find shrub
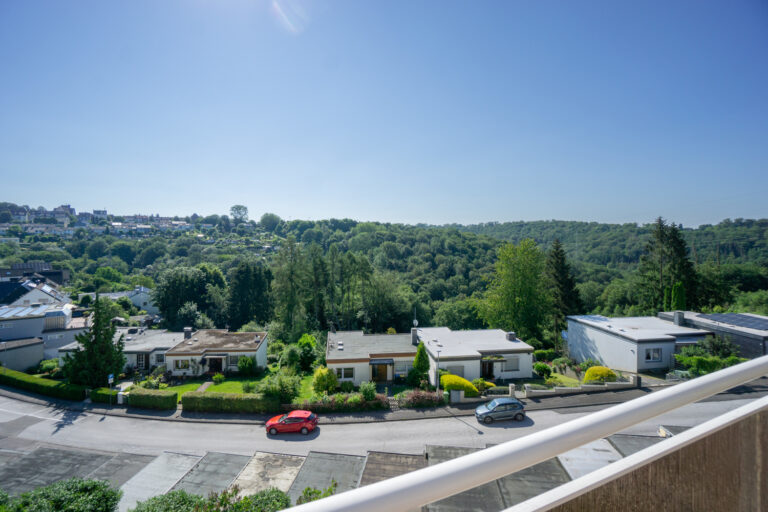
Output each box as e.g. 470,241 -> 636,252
406,368 -> 426,387
471,378 -> 495,393
150,365 -> 167,379
182,392 -> 279,413
297,333 -> 317,372
139,377 -> 162,390
258,373 -> 300,403
339,381 -> 355,393
280,344 -> 301,372
9,478 -> 120,512
486,386 -> 510,395
544,378 -> 559,388
439,374 -> 479,397
240,487 -> 291,511
359,381 -> 377,401
131,490 -> 205,511
551,357 -> 570,374
237,356 -> 256,376
128,388 -> 178,410
399,389 -> 445,408
242,381 -> 256,394
533,349 -> 557,362
0,367 -> 87,401
312,367 -> 338,395
579,358 -> 600,372
583,366 -> 617,383
533,362 -> 552,379
296,480 -> 337,505
674,354 -> 746,377
213,373 -> 225,385
289,392 -> 388,413
38,358 -> 59,374
90,387 -> 118,404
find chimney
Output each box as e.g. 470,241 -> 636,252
673,311 -> 684,326
506,331 -> 517,341
411,328 -> 420,346
183,327 -> 193,339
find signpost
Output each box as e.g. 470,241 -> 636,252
108,374 -> 114,406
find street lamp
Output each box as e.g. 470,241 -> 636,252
435,350 -> 441,396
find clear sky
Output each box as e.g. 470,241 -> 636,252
1,0 -> 766,227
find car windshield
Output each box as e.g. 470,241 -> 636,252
309,413 -> 316,420
487,399 -> 499,409
277,414 -> 288,422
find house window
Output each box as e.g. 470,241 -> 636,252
502,357 -> 520,372
446,365 -> 464,377
335,368 -> 354,379
137,355 -> 146,370
155,353 -> 165,363
228,355 -> 239,366
174,360 -> 190,370
645,348 -> 662,362
394,361 -> 413,376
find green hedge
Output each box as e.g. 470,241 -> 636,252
0,367 -> 86,401
440,374 -> 479,397
128,388 -> 178,410
583,366 -> 617,383
533,349 -> 558,362
182,392 -> 279,413
90,387 -> 118,404
289,392 -> 389,413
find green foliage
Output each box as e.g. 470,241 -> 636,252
578,358 -> 600,371
242,381 -> 256,393
729,289 -> 768,316
128,388 -> 178,410
296,480 -> 337,505
533,362 -> 552,379
674,354 -> 746,377
533,349 -> 557,362
671,281 -> 686,310
546,239 -> 583,336
0,367 -> 86,401
439,374 -> 479,397
551,357 -> 570,374
297,333 -> 317,372
339,380 -> 354,393
398,389 -> 445,408
237,488 -> 291,512
258,373 -> 301,403
237,356 -> 257,376
280,344 -> 301,372
37,358 -> 59,374
260,212 -> 282,232
432,296 -> 486,330
8,478 -> 120,512
312,366 -> 338,394
62,296 -> 126,388
292,392 -> 387,413
90,387 -> 118,404
212,373 -> 225,385
130,490 -> 205,511
413,342 -> 430,374
699,334 -> 737,358
182,392 -> 279,413
359,380 -> 377,401
583,366 -> 617,383
471,379 -> 495,393
226,259 -> 271,330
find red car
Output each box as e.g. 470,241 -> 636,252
266,410 -> 318,435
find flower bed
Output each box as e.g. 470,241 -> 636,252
397,389 -> 445,408
287,392 -> 389,413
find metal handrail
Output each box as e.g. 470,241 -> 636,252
291,355 -> 768,512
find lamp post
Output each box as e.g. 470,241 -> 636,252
436,350 -> 441,396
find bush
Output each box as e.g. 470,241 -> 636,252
139,377 -> 162,390
544,378 -> 559,388
0,367 -> 87,401
38,358 -> 59,374
406,368 -> 426,387
583,366 -> 617,383
9,478 -> 120,512
399,389 -> 445,408
240,487 -> 291,511
131,490 -> 205,511
258,373 -> 300,404
533,362 -> 552,379
213,373 -> 225,385
237,356 -> 256,376
90,387 -> 118,404
471,379 -> 495,393
182,392 -> 279,413
439,374 -> 479,397
674,354 -> 746,377
128,388 -> 178,410
289,392 -> 388,413
312,367 -> 338,395
579,358 -> 600,372
486,386 -> 510,395
533,349 -> 557,362
359,381 -> 377,401
242,381 -> 256,394
551,357 -> 570,374
339,381 -> 355,393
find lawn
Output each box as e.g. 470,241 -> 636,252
207,375 -> 261,393
297,375 -> 314,400
165,380 -> 205,402
550,372 -> 580,387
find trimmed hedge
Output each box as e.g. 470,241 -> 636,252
90,387 -> 118,404
0,367 -> 86,401
288,392 -> 389,413
399,390 -> 445,408
533,349 -> 558,362
128,388 -> 178,410
533,362 -> 552,379
583,366 -> 617,383
440,374 -> 479,397
182,391 -> 279,413
487,386 -> 511,395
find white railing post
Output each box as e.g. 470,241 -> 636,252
291,355 -> 768,512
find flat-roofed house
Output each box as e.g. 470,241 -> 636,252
165,328 -> 268,376
326,331 -> 418,386
657,311 -> 768,358
567,315 -> 712,373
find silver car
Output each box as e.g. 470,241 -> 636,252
475,397 -> 526,424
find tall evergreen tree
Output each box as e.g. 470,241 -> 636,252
271,236 -> 309,341
62,296 -> 126,388
546,239 -> 583,339
671,281 -> 686,310
227,259 -> 272,330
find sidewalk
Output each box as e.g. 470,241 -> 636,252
1,377 -> 766,426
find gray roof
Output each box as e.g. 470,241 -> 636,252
0,337 -> 43,350
0,304 -> 64,320
568,315 -> 711,342
326,331 -> 416,360
166,330 -> 266,356
658,311 -> 768,340
416,327 -> 534,359
60,328 -> 181,354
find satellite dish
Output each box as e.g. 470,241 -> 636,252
413,319 -> 418,327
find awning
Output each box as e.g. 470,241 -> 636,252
481,355 -> 505,361
369,358 -> 394,365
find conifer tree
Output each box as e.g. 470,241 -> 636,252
546,239 -> 583,338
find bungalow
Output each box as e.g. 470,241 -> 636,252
326,331 -> 417,386
413,327 -> 535,384
657,311 -> 768,359
566,315 -> 712,373
165,328 -> 268,377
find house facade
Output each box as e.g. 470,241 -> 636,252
657,311 -> 768,359
326,331 -> 417,386
165,329 -> 268,377
566,315 -> 712,373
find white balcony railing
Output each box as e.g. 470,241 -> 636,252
291,355 -> 768,512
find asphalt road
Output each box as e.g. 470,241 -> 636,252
0,394 -> 759,458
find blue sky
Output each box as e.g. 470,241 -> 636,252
1,0 -> 766,227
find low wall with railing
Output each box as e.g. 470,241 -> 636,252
524,375 -> 637,397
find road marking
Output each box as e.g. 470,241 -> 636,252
0,407 -> 88,422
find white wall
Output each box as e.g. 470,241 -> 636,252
636,343 -> 676,372
495,353 -> 533,380
10,289 -> 66,306
326,361 -> 370,386
131,291 -> 158,315
254,338 -> 268,368
427,355 -> 481,385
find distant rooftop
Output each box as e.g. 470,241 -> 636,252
0,337 -> 43,350
59,327 -> 181,354
657,311 -> 768,339
0,304 -> 68,320
568,315 -> 711,342
415,327 -> 534,359
326,331 -> 416,360
166,329 -> 266,356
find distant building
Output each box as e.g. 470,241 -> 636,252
657,311 -> 768,358
0,303 -> 88,360
165,328 -> 267,377
5,280 -> 70,307
326,331 -> 417,386
93,209 -> 108,220
0,263 -> 70,285
80,286 -> 157,315
0,338 -> 44,372
566,315 -> 712,373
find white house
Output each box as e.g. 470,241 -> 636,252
80,286 -> 158,315
657,311 -> 768,359
165,328 -> 268,377
326,331 -> 418,386
413,327 -> 535,385
566,315 -> 712,373
8,280 -> 70,307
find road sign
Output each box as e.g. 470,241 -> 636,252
108,374 -> 114,385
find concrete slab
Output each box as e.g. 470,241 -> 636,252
557,439 -> 622,480
288,451 -> 365,505
231,451 -> 305,496
425,446 -> 506,512
0,436 -> 39,454
359,451 -> 427,487
0,415 -> 44,436
496,458 -> 571,508
661,425 -> 691,436
0,446 -> 113,496
607,434 -> 665,457
172,452 -> 251,497
118,451 -> 202,512
88,452 -> 156,489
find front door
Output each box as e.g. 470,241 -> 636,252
371,364 -> 388,382
481,361 -> 495,380
209,357 -> 223,373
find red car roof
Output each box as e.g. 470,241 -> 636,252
288,410 -> 313,418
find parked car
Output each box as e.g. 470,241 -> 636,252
475,397 -> 525,424
266,410 -> 318,435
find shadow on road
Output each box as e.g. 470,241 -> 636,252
265,426 -> 321,441
50,406 -> 86,435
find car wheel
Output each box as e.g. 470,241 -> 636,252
514,413 -> 524,422
269,427 -> 278,435
483,416 -> 494,424
301,427 -> 309,435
